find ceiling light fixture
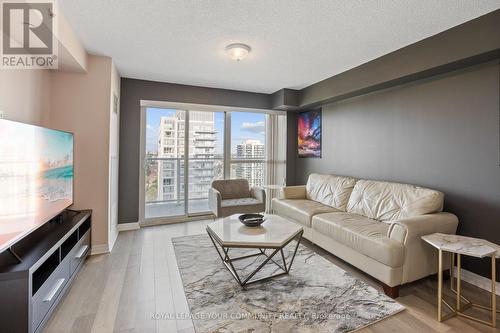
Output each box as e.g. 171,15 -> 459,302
225,43 -> 251,62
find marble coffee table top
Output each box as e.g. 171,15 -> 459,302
422,233 -> 500,258
207,214 -> 302,248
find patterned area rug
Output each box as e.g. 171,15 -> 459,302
172,234 -> 404,333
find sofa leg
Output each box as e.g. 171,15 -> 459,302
382,284 -> 400,299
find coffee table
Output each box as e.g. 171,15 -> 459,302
206,214 -> 303,287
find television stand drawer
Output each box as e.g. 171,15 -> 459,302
32,260 -> 69,331
69,230 -> 90,275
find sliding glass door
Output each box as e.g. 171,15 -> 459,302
142,106 -> 285,223
143,108 -> 224,219
144,108 -> 187,219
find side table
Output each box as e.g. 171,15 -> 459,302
422,233 -> 499,327
262,184 -> 284,213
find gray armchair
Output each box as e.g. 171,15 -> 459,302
208,179 -> 266,217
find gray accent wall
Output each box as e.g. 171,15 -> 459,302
118,79 -> 272,224
293,61 -> 500,279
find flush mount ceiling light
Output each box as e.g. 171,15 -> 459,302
225,43 -> 251,61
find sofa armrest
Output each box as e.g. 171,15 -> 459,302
208,187 -> 222,217
388,212 -> 459,244
250,186 -> 266,203
281,185 -> 306,199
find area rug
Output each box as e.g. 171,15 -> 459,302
172,234 -> 404,333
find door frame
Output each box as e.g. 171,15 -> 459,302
138,100 -> 285,226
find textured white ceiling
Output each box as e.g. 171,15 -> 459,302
59,0 -> 500,93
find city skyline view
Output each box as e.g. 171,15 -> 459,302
146,108 -> 265,156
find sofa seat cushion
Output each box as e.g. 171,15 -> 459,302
221,197 -> 261,207
312,212 -> 404,267
272,199 -> 339,227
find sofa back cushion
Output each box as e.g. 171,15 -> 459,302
306,173 -> 357,211
211,179 -> 250,199
346,179 -> 444,222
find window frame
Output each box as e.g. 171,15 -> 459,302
139,101 -> 286,225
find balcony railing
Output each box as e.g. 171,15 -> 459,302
145,157 -> 223,217
145,156 -> 267,218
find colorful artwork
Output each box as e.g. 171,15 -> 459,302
0,120 -> 73,252
298,110 -> 322,158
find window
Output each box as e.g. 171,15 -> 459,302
144,107 -> 285,220
230,112 -> 266,187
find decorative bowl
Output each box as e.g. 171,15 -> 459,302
238,213 -> 265,227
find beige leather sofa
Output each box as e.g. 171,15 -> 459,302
272,173 -> 458,297
209,179 -> 265,217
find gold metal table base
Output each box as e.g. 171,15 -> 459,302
437,249 -> 498,327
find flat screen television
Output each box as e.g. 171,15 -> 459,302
0,119 -> 73,253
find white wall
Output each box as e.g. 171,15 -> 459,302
49,55 -> 119,253
0,70 -> 51,125
0,2 -> 86,126
0,6 -> 119,254
108,61 -> 121,250
55,3 -> 88,72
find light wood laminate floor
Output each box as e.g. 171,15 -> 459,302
44,220 -> 500,333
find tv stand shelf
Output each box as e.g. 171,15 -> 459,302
0,209 -> 92,333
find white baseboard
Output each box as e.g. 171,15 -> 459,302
456,268 -> 500,296
108,226 -> 119,252
90,244 -> 110,255
117,222 -> 140,232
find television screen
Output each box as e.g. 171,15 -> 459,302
0,119 -> 73,253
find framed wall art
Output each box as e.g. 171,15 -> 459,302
297,109 -> 321,158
